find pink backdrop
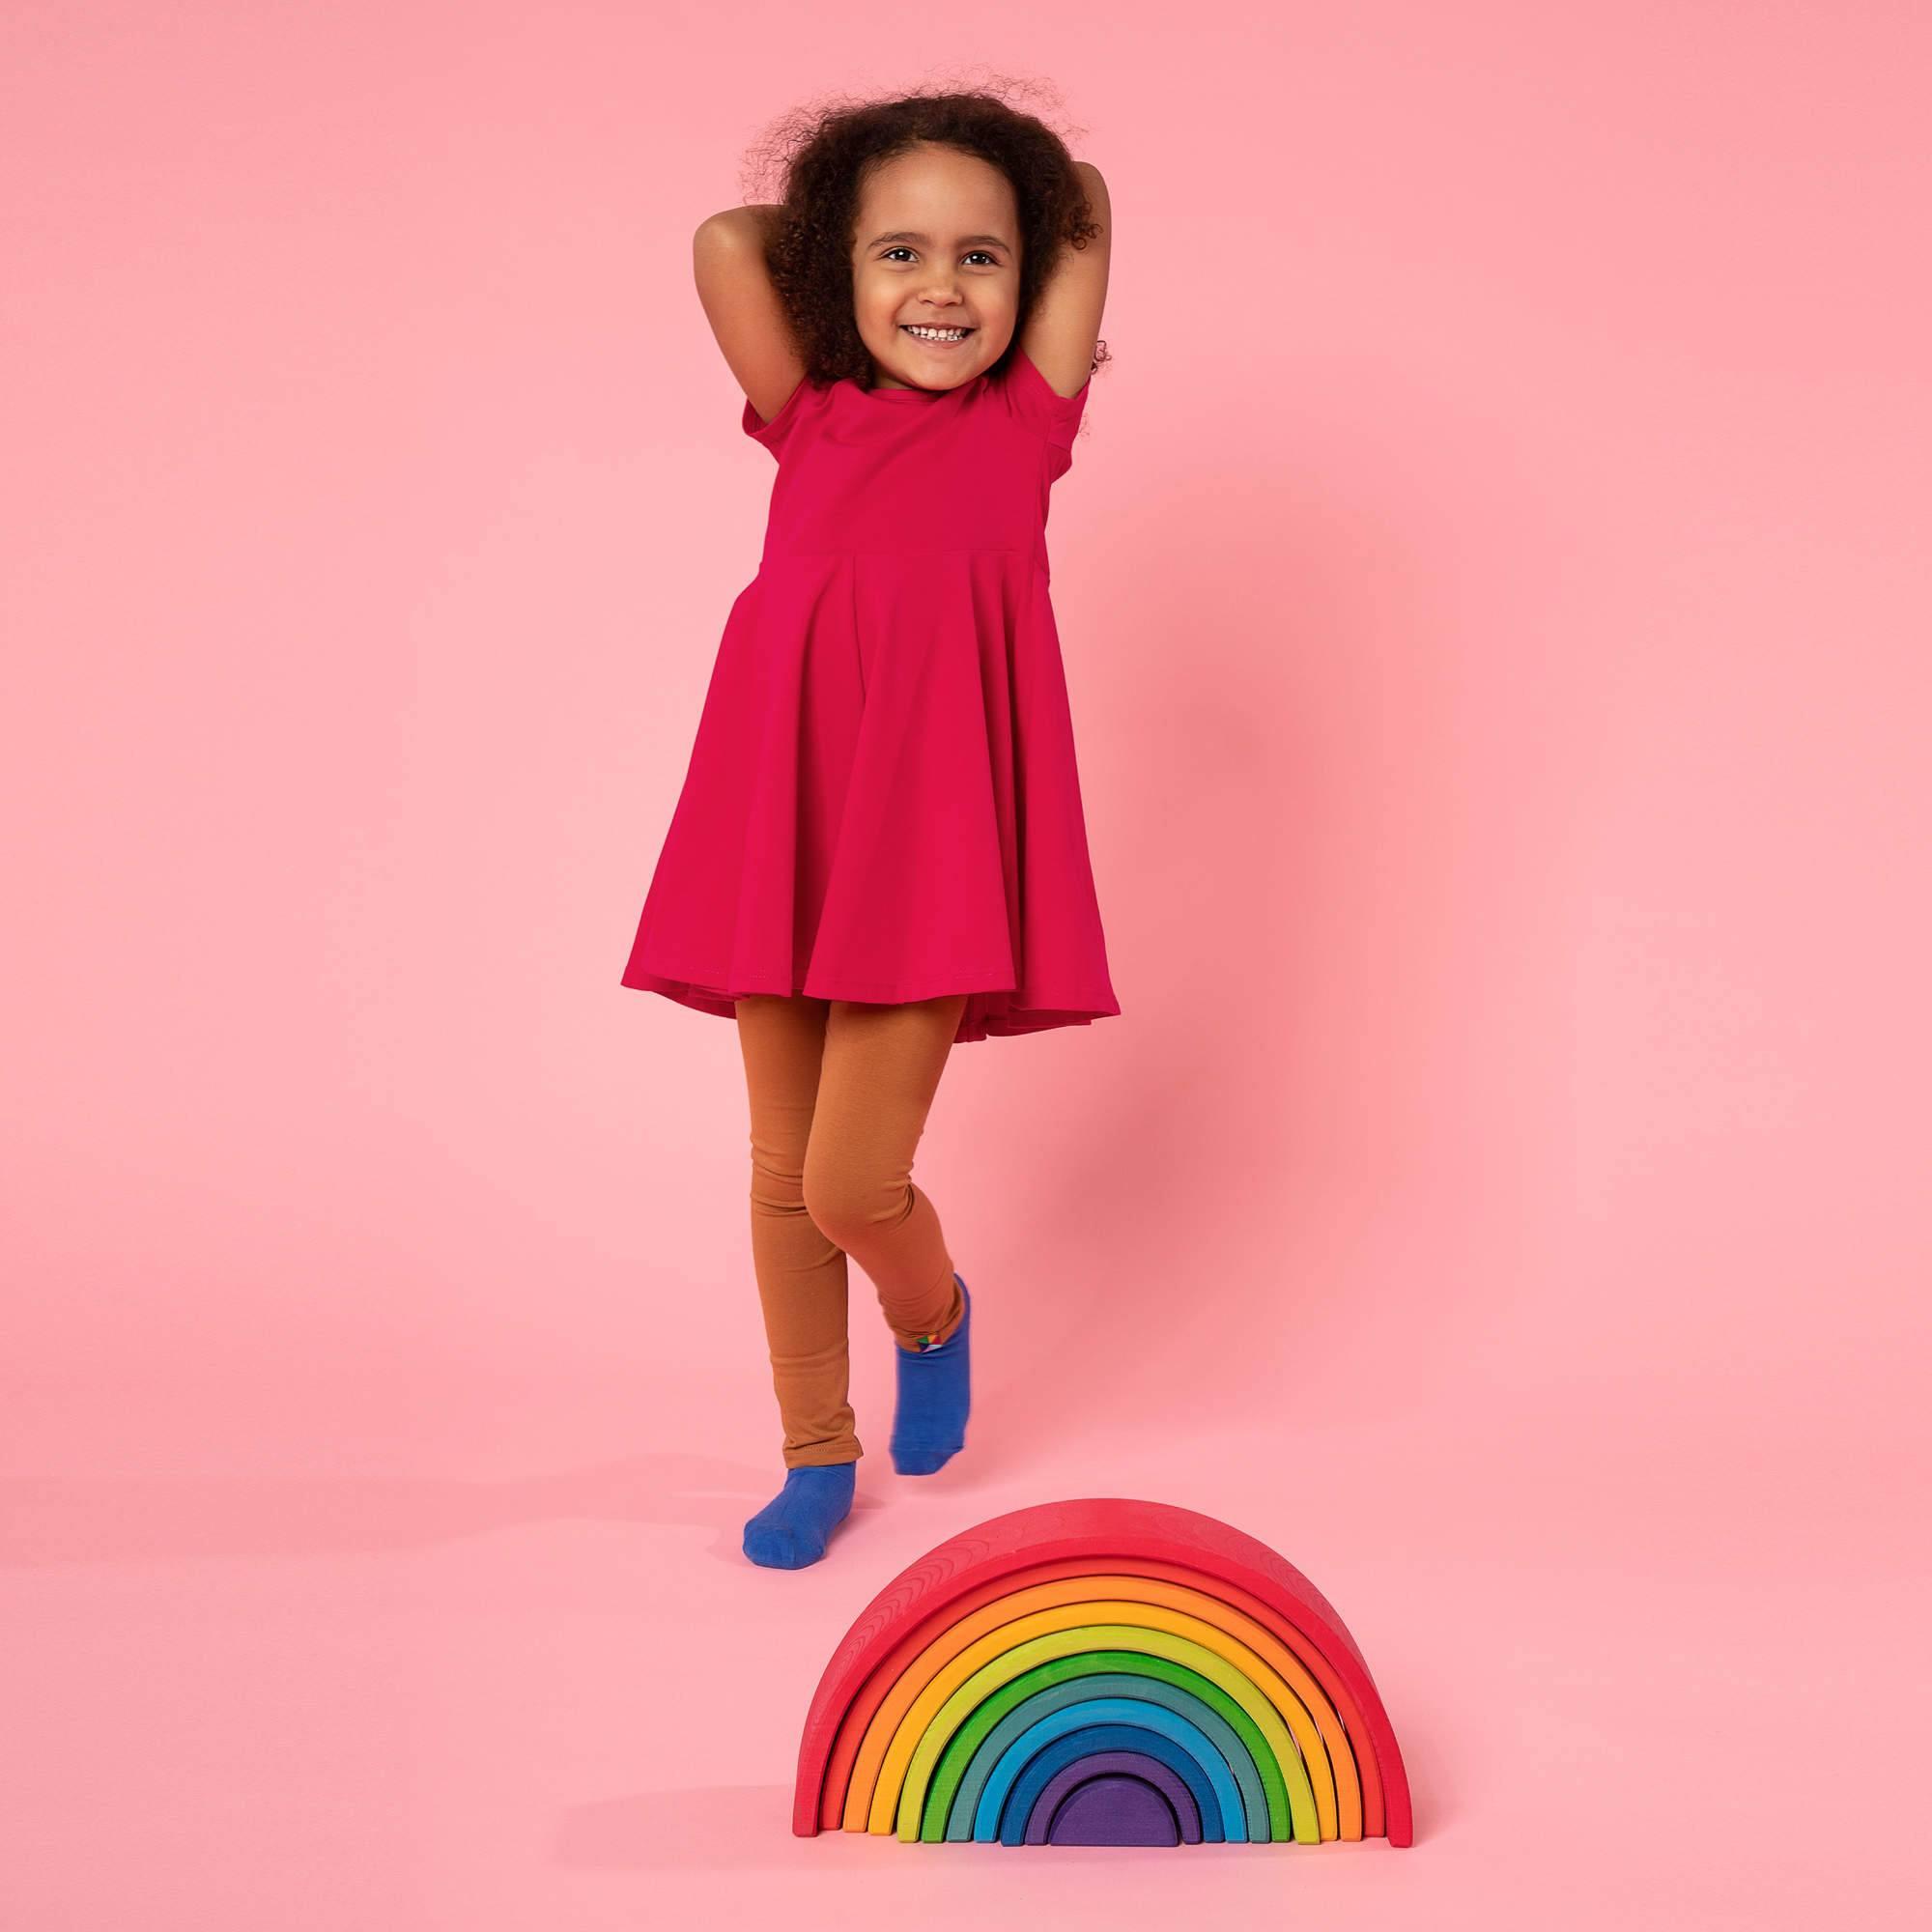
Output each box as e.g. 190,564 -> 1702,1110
6,4 -> 1928,1926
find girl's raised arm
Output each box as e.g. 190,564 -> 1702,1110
1017,161 -> 1111,400
692,205 -> 808,427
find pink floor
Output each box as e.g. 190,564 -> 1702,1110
9,5 -> 1930,1922
6,1211 -> 1925,1928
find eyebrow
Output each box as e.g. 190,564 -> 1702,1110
866,229 -> 1011,250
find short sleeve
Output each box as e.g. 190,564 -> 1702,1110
741,377 -> 815,461
1001,346 -> 1093,476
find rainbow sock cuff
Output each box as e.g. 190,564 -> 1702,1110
911,1273 -> 967,1351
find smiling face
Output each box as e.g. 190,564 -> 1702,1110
849,142 -> 1022,391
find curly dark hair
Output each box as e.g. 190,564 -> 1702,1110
742,75 -> 1112,396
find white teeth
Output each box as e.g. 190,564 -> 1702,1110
903,326 -> 970,340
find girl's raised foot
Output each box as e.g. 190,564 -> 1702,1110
891,1275 -> 972,1476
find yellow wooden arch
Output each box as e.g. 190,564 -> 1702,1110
895,1622 -> 1312,1842
845,1577 -> 1356,1840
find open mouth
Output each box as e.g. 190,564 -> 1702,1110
900,325 -> 976,348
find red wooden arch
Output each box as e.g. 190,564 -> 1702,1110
792,1496 -> 1413,1846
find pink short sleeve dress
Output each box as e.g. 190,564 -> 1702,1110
619,346 -> 1121,1045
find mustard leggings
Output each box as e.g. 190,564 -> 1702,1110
734,990 -> 971,1468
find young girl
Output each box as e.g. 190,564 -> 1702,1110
620,92 -> 1119,1568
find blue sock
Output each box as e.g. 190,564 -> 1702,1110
742,1462 -> 856,1569
891,1274 -> 972,1476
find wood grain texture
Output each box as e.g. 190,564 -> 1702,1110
791,1497 -> 1413,1846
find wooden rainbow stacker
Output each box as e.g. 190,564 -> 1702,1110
792,1496 -> 1413,1849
